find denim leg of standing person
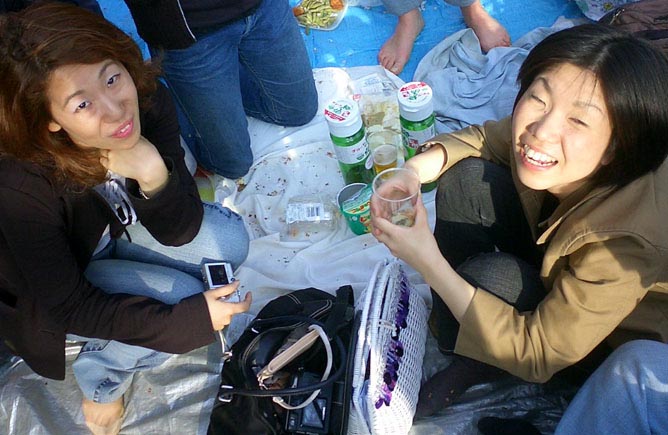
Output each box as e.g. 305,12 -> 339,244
555,340 -> 668,435
382,0 -> 474,15
156,0 -> 318,179
72,202 -> 249,403
429,157 -> 545,352
382,0 -> 422,16
443,0 -> 476,7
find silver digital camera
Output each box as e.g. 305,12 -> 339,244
201,262 -> 239,301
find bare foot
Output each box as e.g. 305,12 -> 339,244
461,0 -> 510,52
378,9 -> 424,75
82,397 -> 124,435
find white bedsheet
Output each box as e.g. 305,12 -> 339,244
222,66 -> 435,315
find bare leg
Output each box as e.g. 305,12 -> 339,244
461,0 -> 510,52
82,397 -> 124,435
378,8 -> 424,75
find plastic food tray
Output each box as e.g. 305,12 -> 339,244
293,0 -> 348,31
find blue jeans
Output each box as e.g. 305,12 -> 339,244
156,0 -> 318,179
71,202 -> 249,403
556,340 -> 668,435
383,0 -> 475,17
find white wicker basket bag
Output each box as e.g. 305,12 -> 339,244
348,258 -> 429,434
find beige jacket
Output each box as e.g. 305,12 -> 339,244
426,117 -> 668,382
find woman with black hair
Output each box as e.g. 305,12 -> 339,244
371,23 -> 668,416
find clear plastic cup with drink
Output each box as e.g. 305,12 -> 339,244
371,167 -> 420,227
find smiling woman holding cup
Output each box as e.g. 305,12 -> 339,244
370,24 -> 668,419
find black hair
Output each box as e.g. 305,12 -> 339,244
515,23 -> 668,188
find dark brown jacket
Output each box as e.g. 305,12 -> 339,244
0,84 -> 212,380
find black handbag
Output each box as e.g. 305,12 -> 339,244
207,286 -> 358,435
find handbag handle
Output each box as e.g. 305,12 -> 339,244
270,324 -> 332,410
218,327 -> 347,401
257,327 -> 322,382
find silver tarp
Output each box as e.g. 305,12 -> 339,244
1,329 -> 574,434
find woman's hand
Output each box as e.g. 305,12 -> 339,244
371,193 -> 441,274
203,280 -> 253,331
99,136 -> 169,196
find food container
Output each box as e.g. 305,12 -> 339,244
293,0 -> 348,31
337,183 -> 372,235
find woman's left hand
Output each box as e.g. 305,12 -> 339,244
371,194 -> 441,273
99,136 -> 169,196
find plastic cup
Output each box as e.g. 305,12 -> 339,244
372,144 -> 398,175
367,130 -> 402,150
371,167 -> 420,227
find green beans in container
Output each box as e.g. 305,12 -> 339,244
292,0 -> 347,31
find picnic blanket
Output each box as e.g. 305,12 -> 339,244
0,1 -> 592,433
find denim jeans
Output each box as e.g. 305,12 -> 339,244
383,0 -> 475,17
555,340 -> 668,435
70,202 -> 249,403
429,158 -> 546,352
156,0 -> 318,179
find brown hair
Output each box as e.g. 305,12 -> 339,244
0,1 -> 160,187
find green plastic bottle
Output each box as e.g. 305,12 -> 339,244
398,82 -> 437,192
324,99 -> 373,185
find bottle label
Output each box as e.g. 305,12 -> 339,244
402,123 -> 436,151
333,137 -> 370,164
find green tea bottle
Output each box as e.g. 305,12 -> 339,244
398,81 -> 437,192
324,99 -> 373,185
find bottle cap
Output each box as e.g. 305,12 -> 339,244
397,82 -> 434,122
324,99 -> 364,138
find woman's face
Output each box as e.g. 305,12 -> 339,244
512,63 -> 612,199
46,60 -> 140,150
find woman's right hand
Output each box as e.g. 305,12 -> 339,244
99,136 -> 170,196
203,281 -> 252,331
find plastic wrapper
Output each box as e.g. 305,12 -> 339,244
351,72 -> 403,151
293,0 -> 347,31
284,194 -> 339,241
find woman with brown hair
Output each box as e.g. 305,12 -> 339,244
0,3 -> 251,433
